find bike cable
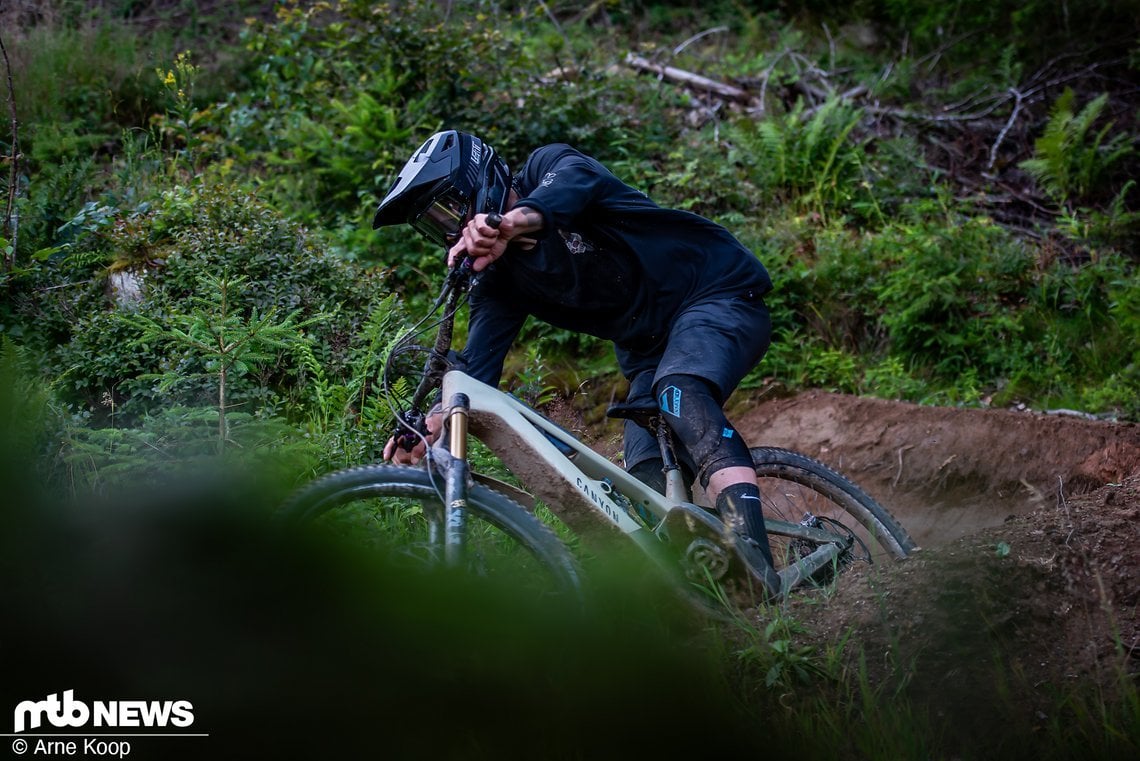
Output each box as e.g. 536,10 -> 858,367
380,256 -> 476,503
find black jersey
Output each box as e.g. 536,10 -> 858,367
459,144 -> 772,385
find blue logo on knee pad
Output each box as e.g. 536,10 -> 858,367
722,427 -> 735,439
659,385 -> 682,417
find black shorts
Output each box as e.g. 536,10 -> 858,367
616,291 -> 771,469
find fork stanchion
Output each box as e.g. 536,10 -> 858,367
444,393 -> 471,565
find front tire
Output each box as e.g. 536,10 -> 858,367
279,464 -> 581,595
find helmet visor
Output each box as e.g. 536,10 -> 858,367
411,188 -> 470,247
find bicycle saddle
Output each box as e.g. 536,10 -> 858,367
605,401 -> 659,429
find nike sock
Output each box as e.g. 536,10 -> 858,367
716,482 -> 775,567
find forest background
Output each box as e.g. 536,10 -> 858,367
1,1 -> 1138,757
1,0 -> 1137,491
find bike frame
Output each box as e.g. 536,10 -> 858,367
433,370 -> 845,586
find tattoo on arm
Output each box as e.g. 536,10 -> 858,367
510,207 -> 544,236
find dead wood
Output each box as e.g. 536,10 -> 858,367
624,53 -> 756,106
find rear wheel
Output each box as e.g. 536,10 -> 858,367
279,464 -> 581,596
752,447 -> 916,585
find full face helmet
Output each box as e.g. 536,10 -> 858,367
372,130 -> 511,246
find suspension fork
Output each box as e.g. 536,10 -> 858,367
443,392 -> 471,565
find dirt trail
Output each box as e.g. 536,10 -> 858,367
730,390 -> 1140,549
721,391 -> 1140,752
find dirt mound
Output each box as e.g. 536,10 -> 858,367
728,391 -> 1140,752
731,390 -> 1140,548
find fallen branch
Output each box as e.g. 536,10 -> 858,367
672,26 -> 729,58
988,87 -> 1024,170
624,53 -> 756,105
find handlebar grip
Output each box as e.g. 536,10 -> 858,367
451,212 -> 502,276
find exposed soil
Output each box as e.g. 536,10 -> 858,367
728,390 -> 1140,747
555,388 -> 1140,749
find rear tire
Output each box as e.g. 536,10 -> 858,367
752,447 -> 915,581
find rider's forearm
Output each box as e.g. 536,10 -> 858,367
502,206 -> 544,240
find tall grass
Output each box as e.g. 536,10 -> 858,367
5,20 -> 166,142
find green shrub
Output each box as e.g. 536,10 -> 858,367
1019,252 -> 1140,415
1,14 -> 172,262
740,203 -> 1138,412
12,185 -> 385,423
873,217 -> 1037,380
3,19 -> 166,136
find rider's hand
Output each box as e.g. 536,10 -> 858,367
447,210 -> 540,271
382,407 -> 444,465
448,213 -> 508,271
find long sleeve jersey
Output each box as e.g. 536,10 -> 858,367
458,144 -> 772,385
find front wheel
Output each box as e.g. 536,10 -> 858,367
752,447 -> 916,585
279,464 -> 581,596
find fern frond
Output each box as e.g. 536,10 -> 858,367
1020,88 -> 1134,205
756,120 -> 788,186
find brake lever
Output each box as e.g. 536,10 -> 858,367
394,408 -> 427,452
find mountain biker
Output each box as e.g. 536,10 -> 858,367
373,130 -> 777,572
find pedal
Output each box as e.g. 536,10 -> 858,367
657,503 -> 782,599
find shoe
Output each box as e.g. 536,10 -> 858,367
732,533 -> 782,600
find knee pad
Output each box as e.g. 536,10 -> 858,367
654,374 -> 752,487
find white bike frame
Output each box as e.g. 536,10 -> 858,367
434,370 -> 843,589
439,370 -> 665,542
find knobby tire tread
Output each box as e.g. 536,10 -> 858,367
751,446 -> 916,559
280,463 -> 581,591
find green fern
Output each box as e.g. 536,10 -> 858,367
291,335 -> 336,429
1020,89 -> 1135,206
756,120 -> 787,186
732,96 -> 865,219
289,293 -> 403,435
350,294 -> 404,431
806,100 -> 863,217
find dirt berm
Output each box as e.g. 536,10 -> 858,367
727,390 -> 1140,753
731,390 -> 1140,548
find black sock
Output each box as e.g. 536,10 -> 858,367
716,482 -> 775,567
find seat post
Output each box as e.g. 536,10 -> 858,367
605,400 -> 690,502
